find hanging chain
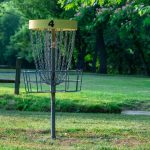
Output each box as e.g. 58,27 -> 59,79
30,29 -> 76,85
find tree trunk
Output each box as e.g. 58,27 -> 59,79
134,40 -> 150,76
77,50 -> 85,70
76,30 -> 86,70
92,39 -> 98,72
96,28 -> 107,74
131,27 -> 150,76
118,56 -> 123,74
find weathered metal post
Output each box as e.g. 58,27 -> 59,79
51,29 -> 56,139
15,57 -> 22,95
28,19 -> 78,140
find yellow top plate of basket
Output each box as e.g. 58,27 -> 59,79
29,19 -> 77,31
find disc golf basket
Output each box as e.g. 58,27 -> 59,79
23,70 -> 82,93
23,19 -> 82,139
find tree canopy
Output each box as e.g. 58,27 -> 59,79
0,0 -> 150,75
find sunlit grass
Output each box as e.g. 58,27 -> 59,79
0,73 -> 150,112
0,110 -> 150,150
0,72 -> 150,149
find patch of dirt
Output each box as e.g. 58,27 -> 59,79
0,128 -> 50,135
122,110 -> 150,116
114,137 -> 143,147
57,138 -> 81,146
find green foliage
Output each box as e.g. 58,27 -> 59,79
0,0 -> 65,66
6,24 -> 32,63
58,0 -> 123,9
0,0 -> 150,75
13,0 -> 63,19
58,0 -> 150,75
143,17 -> 150,26
84,54 -> 93,62
0,2 -> 20,64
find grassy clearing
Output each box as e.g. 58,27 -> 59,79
0,110 -> 150,150
0,72 -> 150,113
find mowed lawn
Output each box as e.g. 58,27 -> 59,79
0,72 -> 150,112
0,72 -> 150,149
0,110 -> 150,150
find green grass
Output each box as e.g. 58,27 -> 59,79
0,72 -> 150,113
0,72 -> 150,149
0,110 -> 150,150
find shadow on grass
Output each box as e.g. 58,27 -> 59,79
0,109 -> 150,122
0,93 -> 121,113
0,93 -> 149,113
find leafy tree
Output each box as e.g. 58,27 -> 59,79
13,0 -> 63,19
0,1 -> 20,64
5,24 -> 32,65
108,1 -> 150,75
58,0 -> 150,75
1,0 -> 149,75
58,0 -> 123,73
2,0 -> 64,66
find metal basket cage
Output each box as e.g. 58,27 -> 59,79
23,70 -> 83,93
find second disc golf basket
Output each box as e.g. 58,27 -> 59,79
23,19 -> 82,139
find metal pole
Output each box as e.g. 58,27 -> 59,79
15,57 -> 22,95
51,29 -> 56,139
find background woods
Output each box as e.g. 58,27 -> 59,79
0,0 -> 150,75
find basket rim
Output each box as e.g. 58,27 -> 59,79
29,19 -> 77,31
